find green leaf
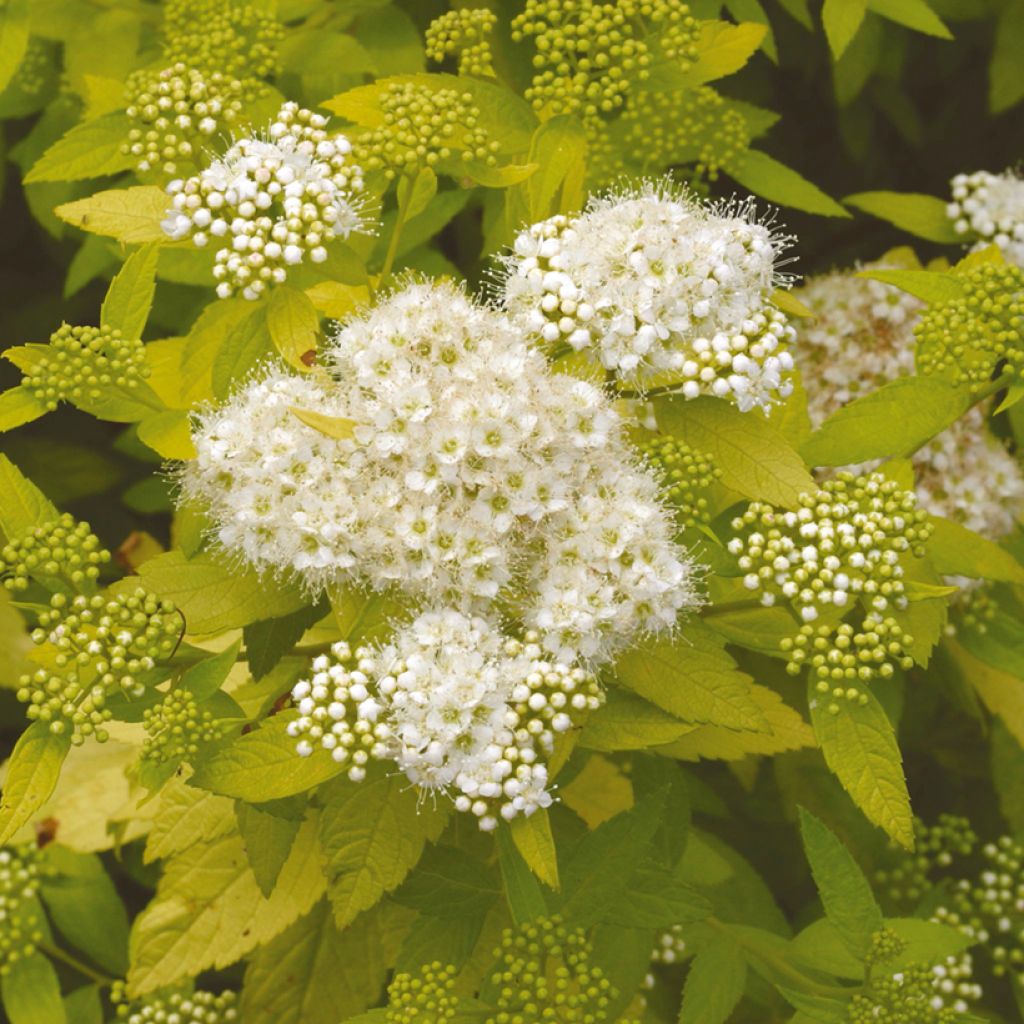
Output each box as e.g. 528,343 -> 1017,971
724,150 -> 849,217
1,954 -> 67,1024
857,267 -> 964,304
866,0 -> 951,38
0,722 -> 71,845
63,986 -> 101,1024
843,192 -> 961,243
798,807 -> 883,958
990,0 -> 1024,113
267,285 -> 321,372
137,410 -> 196,461
393,845 -> 500,918
127,818 -> 325,994
800,376 -> 970,467
655,395 -> 816,509
25,113 -> 134,183
603,868 -> 711,928
0,0 -> 30,96
243,602 -> 326,681
674,20 -> 769,86
396,166 -> 438,220
510,809 -> 560,891
100,243 -> 159,340
822,0 -> 866,59
143,779 -> 236,864
38,848 -> 129,975
241,900 -> 411,1024
237,801 -> 303,898
678,935 -> 747,1024
289,406 -> 358,440
613,623 -> 768,732
0,454 -> 59,536
809,682 -> 913,848
318,769 -> 449,928
191,714 -> 344,801
0,387 -> 47,432
928,516 -> 1024,583
580,689 -> 698,751
560,790 -> 666,927
497,824 -> 550,925
516,116 -> 587,224
137,549 -> 306,635
54,186 -> 169,244
179,641 -> 241,701
212,306 -> 275,400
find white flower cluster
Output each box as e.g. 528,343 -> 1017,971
162,102 -> 364,299
794,265 -> 1024,562
286,612 -> 603,830
499,184 -> 796,411
948,169 -> 1024,266
184,281 -> 698,664
928,954 -> 982,1015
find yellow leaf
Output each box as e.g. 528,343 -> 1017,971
560,755 -> 634,828
305,282 -> 369,320
771,289 -> 815,318
948,640 -> 1024,746
510,808 -> 560,890
55,186 -> 169,244
684,21 -> 768,85
267,286 -> 320,372
138,410 -> 196,460
83,73 -> 126,119
289,406 -> 358,440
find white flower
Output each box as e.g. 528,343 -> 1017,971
163,102 -> 365,299
499,182 -> 796,409
184,280 -> 701,664
948,169 -> 1024,266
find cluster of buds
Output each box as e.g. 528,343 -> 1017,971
142,688 -> 226,766
123,63 -> 246,176
23,323 -> 149,412
487,916 -> 619,1023
354,81 -> 499,180
728,473 -> 932,623
17,587 -> 181,744
13,38 -> 51,97
915,262 -> 1024,392
636,434 -> 721,528
1,514 -> 109,592
111,982 -> 239,1024
510,0 -> 698,125
386,962 -> 459,1024
0,847 -> 42,976
784,613 -> 915,709
947,170 -> 1024,266
163,102 -> 365,299
163,0 -> 282,81
425,8 -> 497,76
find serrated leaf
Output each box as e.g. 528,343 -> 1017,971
1,954 -> 66,1024
0,723 -> 71,846
25,112 -> 134,183
100,243 -> 159,340
289,406 -> 358,439
0,0 -> 30,96
677,20 -> 768,85
54,186 -> 168,244
241,900 -> 411,1024
509,809 -> 560,891
809,683 -> 913,848
928,516 -> 1024,583
267,286 -> 320,372
724,150 -> 849,217
948,639 -> 1024,747
497,824 -> 549,925
603,868 -> 711,928
866,0 -> 951,37
798,807 -> 883,958
0,387 -> 47,432
137,549 -> 306,635
844,191 -> 961,243
822,0 -> 866,59
127,817 -> 325,994
800,376 -> 970,467
318,769 -> 449,928
190,714 -> 344,801
393,845 -> 500,918
678,934 -> 747,1024
560,755 -> 634,829
137,410 -> 195,461
212,305 -> 274,399
581,689 -> 698,751
772,289 -> 815,318
243,602 -> 326,681
179,641 -> 241,701
144,779 -> 236,864
0,453 -> 59,536
655,396 -> 815,509
237,801 -> 302,898
858,266 -> 964,303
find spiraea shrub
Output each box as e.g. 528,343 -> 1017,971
0,1 -> 1023,1023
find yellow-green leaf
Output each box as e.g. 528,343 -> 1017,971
289,406 -> 357,440
0,723 -> 72,846
267,286 -> 321,372
844,192 -> 961,243
509,809 -> 560,891
25,112 -> 134,183
724,150 -> 849,218
137,410 -> 196,461
928,516 -> 1024,584
823,0 -> 867,59
55,186 -> 169,244
0,387 -> 47,432
101,243 -> 159,340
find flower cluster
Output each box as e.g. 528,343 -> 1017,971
353,81 -> 498,180
142,687 -> 226,765
425,8 -> 497,77
848,963 -> 973,1022
163,102 -> 365,299
13,38 -> 50,97
123,63 -> 245,177
185,281 -> 698,665
1,514 -> 109,592
948,169 -> 1024,266
288,612 -> 603,829
486,916 -> 620,1023
23,323 -> 150,412
875,815 -> 977,909
0,847 -> 42,975
111,982 -> 239,1024
650,924 -> 687,966
915,262 -> 1024,391
386,962 -> 459,1023
728,472 -> 931,622
500,184 -> 796,407
163,0 -> 282,81
17,587 -> 181,744
510,0 -> 698,125
636,434 -> 721,527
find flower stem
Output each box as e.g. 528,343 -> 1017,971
379,171 -> 417,287
38,941 -> 115,986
